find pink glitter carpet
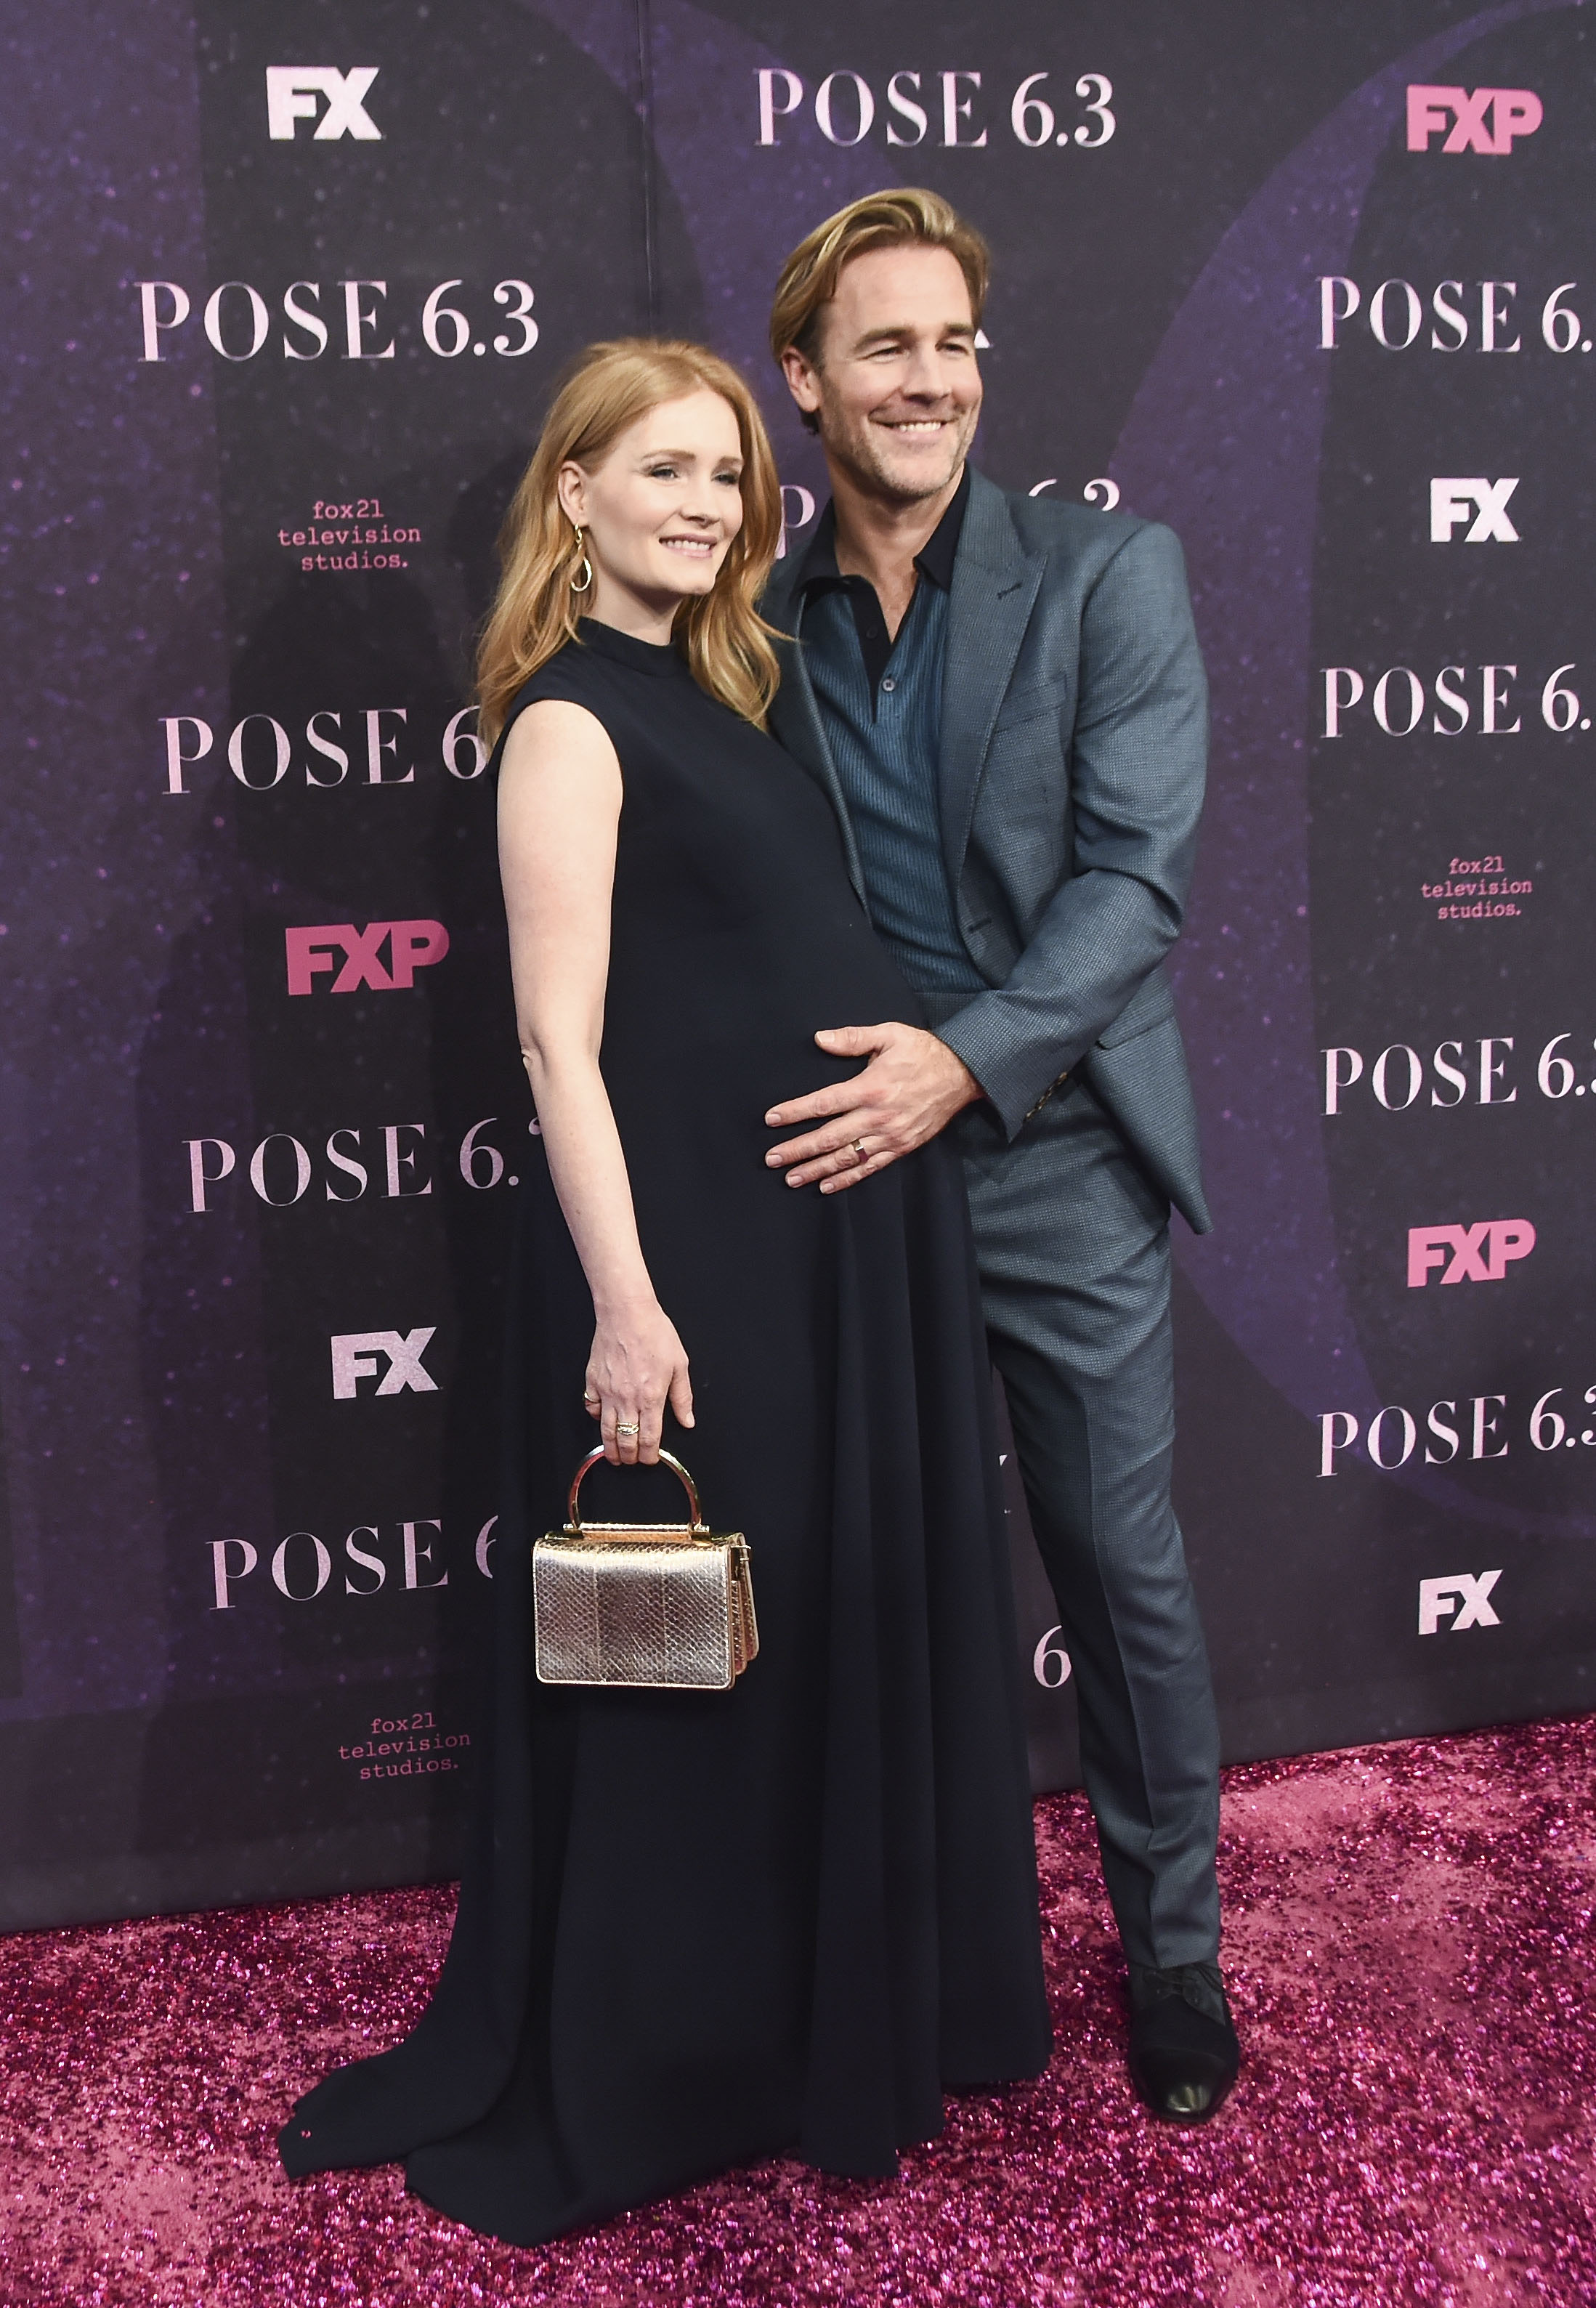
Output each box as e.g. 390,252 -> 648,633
3,1717 -> 1593,2307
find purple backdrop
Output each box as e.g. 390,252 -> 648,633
3,0 -> 1592,1927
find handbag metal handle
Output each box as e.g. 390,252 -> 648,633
567,1445 -> 706,1533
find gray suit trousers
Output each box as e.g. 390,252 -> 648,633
941,1056 -> 1221,1972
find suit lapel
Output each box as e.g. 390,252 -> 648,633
937,470 -> 1045,886
762,559 -> 869,908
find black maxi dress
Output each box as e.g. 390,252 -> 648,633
279,618 -> 1051,2244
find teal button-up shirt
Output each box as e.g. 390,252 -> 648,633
793,471 -> 983,997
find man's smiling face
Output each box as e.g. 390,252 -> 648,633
782,243 -> 983,505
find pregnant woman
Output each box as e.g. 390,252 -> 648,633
279,339 -> 1050,2245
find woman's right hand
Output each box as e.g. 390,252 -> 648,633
584,1300 -> 694,1465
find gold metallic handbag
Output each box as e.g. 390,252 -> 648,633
532,1446 -> 758,1690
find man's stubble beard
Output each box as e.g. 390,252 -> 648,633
814,379 -> 981,509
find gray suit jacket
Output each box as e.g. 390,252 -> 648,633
761,466 -> 1212,1235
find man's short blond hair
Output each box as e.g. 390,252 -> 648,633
768,187 -> 991,368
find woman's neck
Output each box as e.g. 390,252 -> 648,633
583,572 -> 679,646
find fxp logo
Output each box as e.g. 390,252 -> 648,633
1407,1220 -> 1536,1287
1406,85 -> 1542,153
265,68 -> 381,142
285,921 -> 448,995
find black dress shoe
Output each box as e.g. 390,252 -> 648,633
1126,1962 -> 1239,2124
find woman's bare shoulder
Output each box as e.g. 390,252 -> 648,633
500,695 -> 620,785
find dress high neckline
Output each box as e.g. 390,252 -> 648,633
577,617 -> 686,678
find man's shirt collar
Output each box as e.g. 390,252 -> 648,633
793,463 -> 971,597
912,461 -> 970,591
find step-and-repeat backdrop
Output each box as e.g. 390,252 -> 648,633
4,0 -> 1592,1927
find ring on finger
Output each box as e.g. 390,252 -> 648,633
615,1420 -> 639,1436
850,1138 -> 867,1162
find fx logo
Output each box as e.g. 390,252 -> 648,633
1406,85 -> 1542,153
1430,478 -> 1520,543
285,920 -> 448,995
1417,1571 -> 1502,1635
331,1329 -> 437,1400
265,67 -> 382,142
1407,1220 -> 1535,1287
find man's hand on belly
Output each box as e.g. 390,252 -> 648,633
764,1023 -> 983,1193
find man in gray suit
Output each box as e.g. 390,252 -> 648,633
760,189 -> 1238,2123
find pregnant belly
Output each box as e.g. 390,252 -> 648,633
599,915 -> 926,1174
605,1019 -> 865,1142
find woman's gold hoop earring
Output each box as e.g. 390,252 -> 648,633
569,523 -> 594,595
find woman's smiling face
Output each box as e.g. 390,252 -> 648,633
559,389 -> 746,619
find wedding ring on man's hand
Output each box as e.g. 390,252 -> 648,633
615,1421 -> 639,1436
851,1140 -> 867,1159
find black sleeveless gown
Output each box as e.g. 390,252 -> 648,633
279,618 -> 1050,2244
